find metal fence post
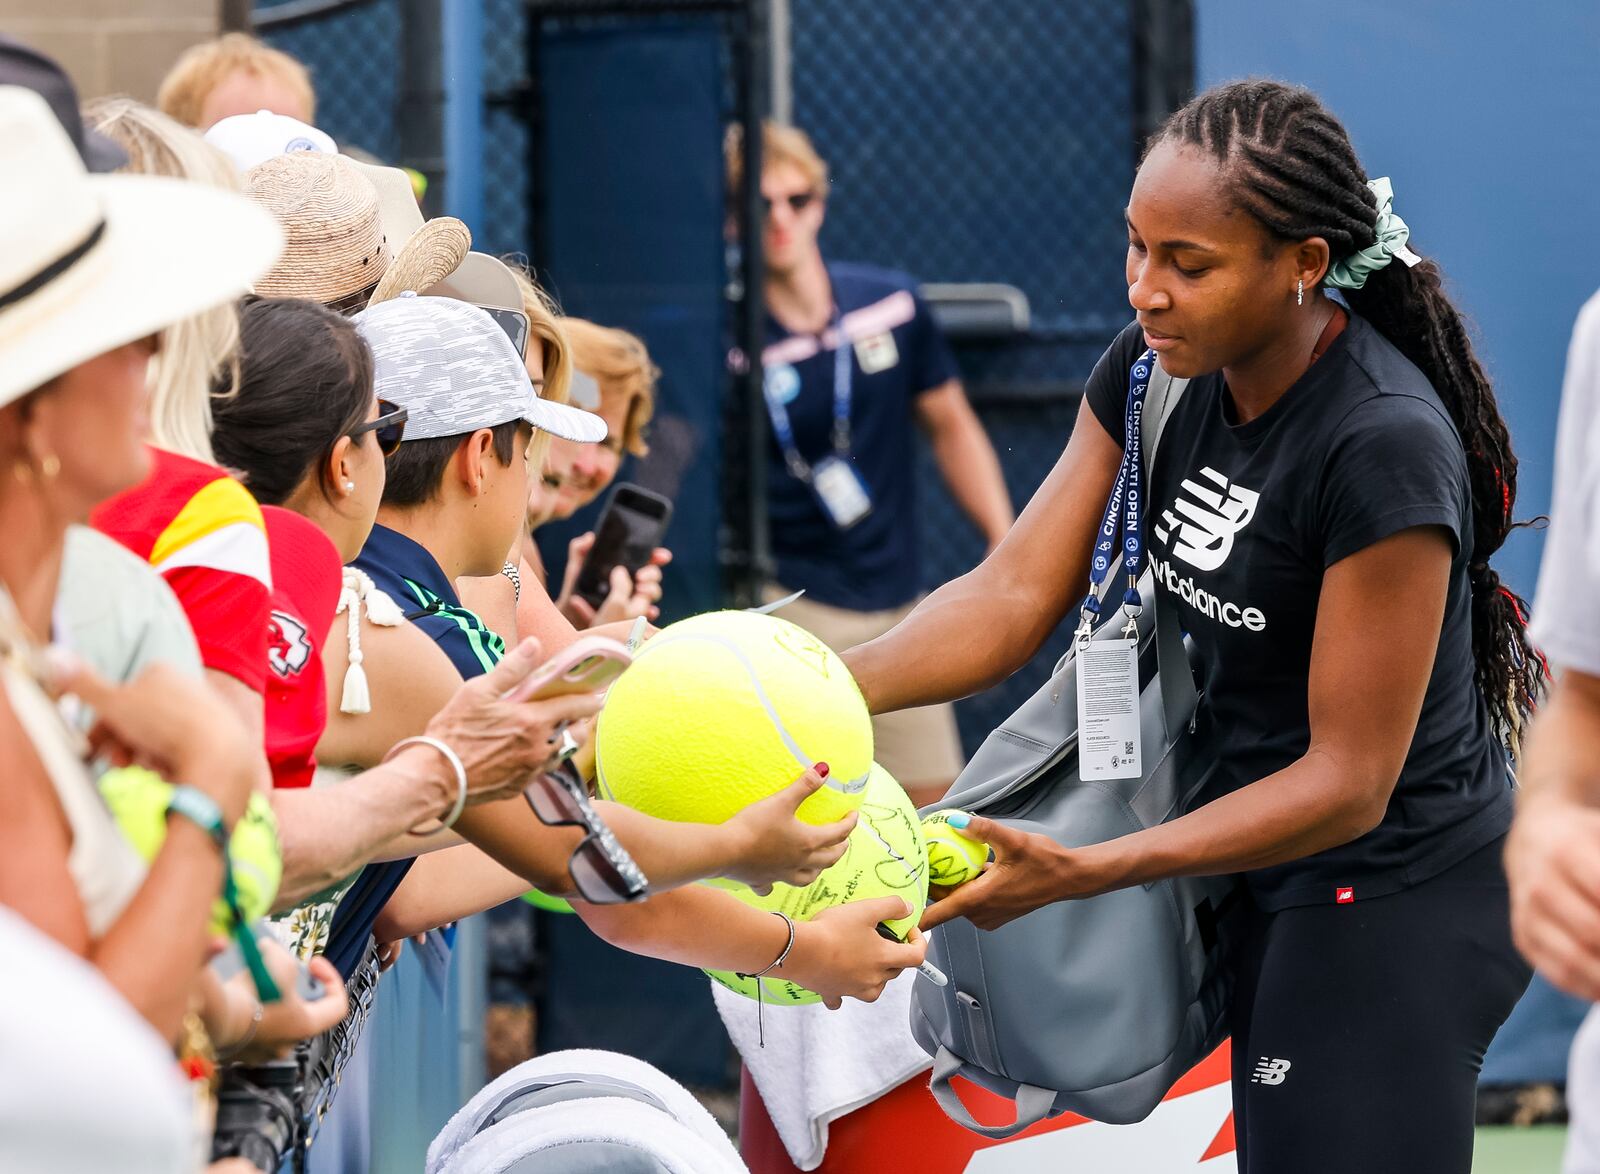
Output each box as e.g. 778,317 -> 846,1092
441,0 -> 486,234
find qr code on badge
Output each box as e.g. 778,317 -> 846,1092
1123,741 -> 1135,756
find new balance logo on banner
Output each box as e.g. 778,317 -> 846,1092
1156,467 -> 1260,573
1251,1057 -> 1292,1086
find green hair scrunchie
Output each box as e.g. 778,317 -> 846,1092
1323,177 -> 1422,291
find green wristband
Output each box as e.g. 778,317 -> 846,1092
167,785 -> 282,1004
166,784 -> 226,851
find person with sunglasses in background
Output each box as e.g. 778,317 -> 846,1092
727,122 -> 1014,811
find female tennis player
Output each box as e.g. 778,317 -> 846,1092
845,80 -> 1539,1172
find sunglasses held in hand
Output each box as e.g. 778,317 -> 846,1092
525,762 -> 649,904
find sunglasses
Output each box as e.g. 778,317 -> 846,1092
481,305 -> 530,360
762,191 -> 818,216
348,399 -> 408,456
525,762 -> 649,905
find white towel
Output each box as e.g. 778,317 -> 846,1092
713,972 -> 931,1170
435,1096 -> 748,1174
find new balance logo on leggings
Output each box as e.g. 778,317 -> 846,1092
1251,1057 -> 1292,1086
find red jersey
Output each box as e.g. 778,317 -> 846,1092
262,507 -> 342,790
91,447 -> 272,692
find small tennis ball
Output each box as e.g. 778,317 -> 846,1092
922,810 -> 989,887
595,610 -> 873,826
705,763 -> 927,1006
98,766 -> 282,936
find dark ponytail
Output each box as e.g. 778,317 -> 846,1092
1153,79 -> 1546,745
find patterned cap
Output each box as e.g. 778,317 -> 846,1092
354,294 -> 608,443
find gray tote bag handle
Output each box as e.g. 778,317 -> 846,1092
928,1047 -> 1057,1140
1143,363 -> 1197,739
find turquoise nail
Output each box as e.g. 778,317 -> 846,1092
947,811 -> 971,830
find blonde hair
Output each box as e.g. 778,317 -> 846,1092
562,319 -> 657,458
156,33 -> 315,129
725,120 -> 829,198
502,261 -> 574,472
83,98 -> 242,464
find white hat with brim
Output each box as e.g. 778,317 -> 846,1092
0,86 -> 283,409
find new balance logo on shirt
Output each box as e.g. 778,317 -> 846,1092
1155,466 -> 1260,572
1152,466 -> 1269,632
1251,1057 -> 1292,1086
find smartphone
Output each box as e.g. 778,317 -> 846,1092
573,483 -> 674,610
501,635 -> 633,704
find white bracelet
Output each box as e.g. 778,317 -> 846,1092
386,735 -> 468,834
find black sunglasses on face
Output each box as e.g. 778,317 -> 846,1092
348,399 -> 408,456
762,191 -> 818,216
525,763 -> 649,905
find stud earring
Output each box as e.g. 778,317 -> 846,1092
1297,277 -> 1304,307
343,480 -> 356,493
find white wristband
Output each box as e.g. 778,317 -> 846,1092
386,735 -> 468,834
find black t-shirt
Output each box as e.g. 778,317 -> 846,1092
1086,314 -> 1511,910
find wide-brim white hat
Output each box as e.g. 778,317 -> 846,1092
0,86 -> 283,409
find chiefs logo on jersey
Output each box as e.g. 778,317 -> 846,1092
268,611 -> 312,678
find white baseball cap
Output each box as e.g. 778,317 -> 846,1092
203,109 -> 336,172
354,294 -> 607,444
205,110 -> 427,253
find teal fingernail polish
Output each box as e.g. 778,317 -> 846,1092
947,811 -> 971,830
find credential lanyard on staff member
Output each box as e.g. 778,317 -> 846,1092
762,307 -> 854,484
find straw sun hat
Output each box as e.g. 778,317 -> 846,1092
0,85 -> 281,409
244,151 -> 468,310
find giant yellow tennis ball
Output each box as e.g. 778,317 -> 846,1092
595,610 -> 873,826
706,763 -> 927,1005
98,766 -> 282,936
922,810 -> 990,887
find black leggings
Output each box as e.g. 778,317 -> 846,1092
1230,837 -> 1531,1174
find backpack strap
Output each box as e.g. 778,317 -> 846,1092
1141,363 -> 1199,739
927,1046 -> 1057,1140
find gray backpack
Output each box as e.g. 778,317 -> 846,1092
909,365 -> 1243,1135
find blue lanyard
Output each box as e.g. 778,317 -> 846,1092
1083,348 -> 1155,624
763,309 -> 853,482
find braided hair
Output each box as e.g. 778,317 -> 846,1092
1152,79 -> 1545,747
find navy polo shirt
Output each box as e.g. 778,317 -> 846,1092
763,262 -> 959,612
322,523 -> 506,977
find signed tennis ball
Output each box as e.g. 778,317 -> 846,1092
99,765 -> 282,936
706,763 -> 927,1006
595,610 -> 873,826
922,810 -> 990,887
